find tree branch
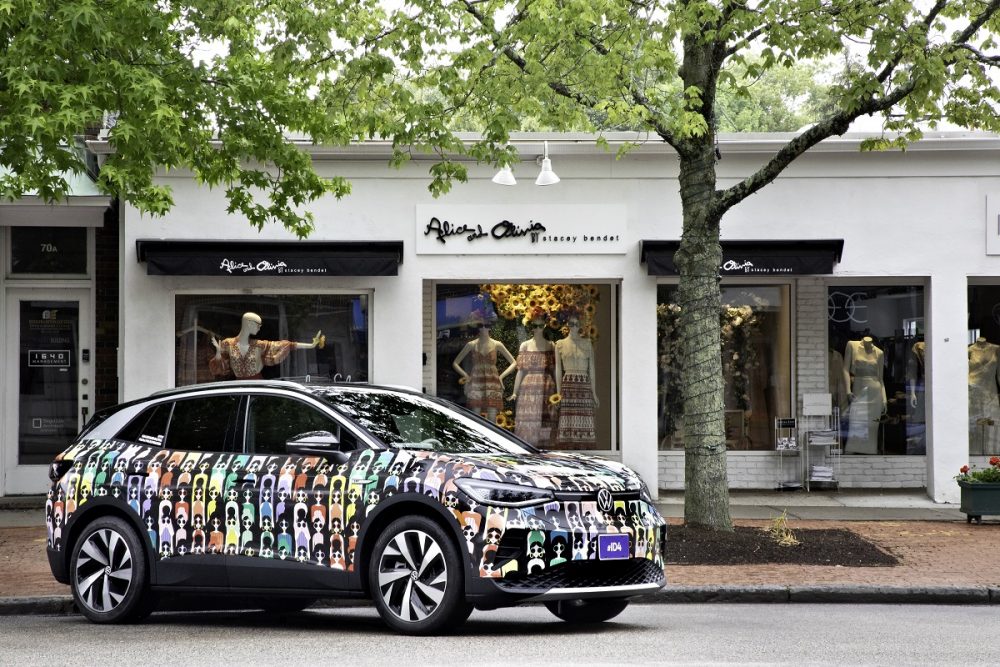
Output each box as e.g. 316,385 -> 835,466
460,0 -> 680,150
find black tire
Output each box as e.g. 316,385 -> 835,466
70,516 -> 151,624
544,598 -> 630,624
368,515 -> 472,635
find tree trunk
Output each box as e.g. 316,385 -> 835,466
675,142 -> 733,531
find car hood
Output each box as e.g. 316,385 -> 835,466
443,450 -> 644,493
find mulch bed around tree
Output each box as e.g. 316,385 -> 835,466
666,526 -> 899,567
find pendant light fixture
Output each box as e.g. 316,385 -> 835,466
491,165 -> 517,186
534,140 -> 560,186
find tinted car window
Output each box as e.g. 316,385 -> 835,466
247,395 -> 355,455
315,388 -> 535,454
116,403 -> 172,447
164,395 -> 239,452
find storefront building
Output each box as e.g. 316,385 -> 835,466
0,174 -> 115,495
3,132 -> 998,502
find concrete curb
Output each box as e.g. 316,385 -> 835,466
4,586 -> 999,616
636,585 -> 1000,605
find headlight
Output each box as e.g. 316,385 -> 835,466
454,478 -> 555,508
637,479 -> 654,503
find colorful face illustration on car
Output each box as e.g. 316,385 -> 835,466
49,438 -> 665,580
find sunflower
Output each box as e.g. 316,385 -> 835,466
584,303 -> 596,317
588,325 -> 599,338
587,285 -> 599,297
549,393 -> 562,406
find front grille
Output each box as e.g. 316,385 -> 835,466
495,558 -> 664,592
553,490 -> 641,502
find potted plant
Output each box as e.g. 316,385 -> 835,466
955,456 -> 1000,523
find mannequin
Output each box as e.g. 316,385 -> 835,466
509,321 -> 557,448
209,312 -> 322,380
452,325 -> 516,421
905,340 -> 927,455
843,336 -> 886,454
968,337 -> 1000,455
907,341 -> 926,408
553,318 -> 598,448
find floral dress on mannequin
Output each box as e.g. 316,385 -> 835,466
465,342 -> 505,414
209,338 -> 297,379
514,346 -> 557,448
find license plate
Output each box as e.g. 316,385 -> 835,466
597,534 -> 629,560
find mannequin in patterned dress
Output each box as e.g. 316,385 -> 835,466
509,323 -> 557,448
209,312 -> 322,380
452,326 -> 516,421
554,318 -> 599,448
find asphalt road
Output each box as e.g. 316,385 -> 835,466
2,603 -> 998,665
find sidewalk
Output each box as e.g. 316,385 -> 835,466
1,491 -> 998,615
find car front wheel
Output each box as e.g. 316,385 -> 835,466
70,516 -> 151,623
545,597 -> 630,623
369,516 -> 472,635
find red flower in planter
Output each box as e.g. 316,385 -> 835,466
960,465 -> 970,474
990,457 -> 1000,467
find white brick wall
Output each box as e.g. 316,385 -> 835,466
658,452 -> 926,490
422,280 -> 435,394
796,278 -> 829,404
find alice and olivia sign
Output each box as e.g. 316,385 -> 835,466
415,205 -> 627,255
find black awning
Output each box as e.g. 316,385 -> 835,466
641,239 -> 844,276
136,239 -> 404,277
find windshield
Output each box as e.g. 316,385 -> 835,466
313,387 -> 536,455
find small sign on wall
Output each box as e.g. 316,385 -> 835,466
986,195 -> 1000,255
28,350 -> 71,367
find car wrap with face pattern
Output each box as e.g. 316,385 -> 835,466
47,437 -> 666,586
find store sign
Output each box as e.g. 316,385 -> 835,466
642,240 -> 843,276
415,205 -> 627,255
28,350 -> 71,368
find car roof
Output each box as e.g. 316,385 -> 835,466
146,379 -> 423,400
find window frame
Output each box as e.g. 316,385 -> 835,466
236,388 -> 381,456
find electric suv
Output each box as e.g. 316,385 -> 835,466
45,380 -> 666,634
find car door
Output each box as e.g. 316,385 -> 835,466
151,393 -> 241,587
227,391 -> 364,592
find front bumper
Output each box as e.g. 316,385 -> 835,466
460,495 -> 668,607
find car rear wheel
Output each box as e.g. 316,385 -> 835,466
369,516 -> 472,635
70,516 -> 151,623
544,597 -> 630,623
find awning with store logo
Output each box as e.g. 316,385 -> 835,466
136,239 -> 404,277
640,239 -> 844,276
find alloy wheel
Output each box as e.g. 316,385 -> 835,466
376,529 -> 448,622
74,527 -> 134,614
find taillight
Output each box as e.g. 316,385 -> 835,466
48,460 -> 73,482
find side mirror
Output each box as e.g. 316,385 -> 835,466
286,430 -> 347,462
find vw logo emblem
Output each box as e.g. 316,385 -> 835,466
597,489 -> 613,513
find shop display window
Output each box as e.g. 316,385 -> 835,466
657,285 -> 792,451
967,285 -> 1000,456
827,285 -> 924,455
174,294 -> 368,386
434,284 -> 613,451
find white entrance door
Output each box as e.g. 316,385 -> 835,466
3,289 -> 92,495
